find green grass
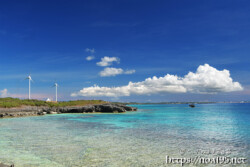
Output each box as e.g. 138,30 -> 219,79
0,97 -> 106,108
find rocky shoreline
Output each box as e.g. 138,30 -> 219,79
0,103 -> 137,118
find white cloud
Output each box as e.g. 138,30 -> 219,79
85,48 -> 95,54
124,69 -> 136,74
99,67 -> 136,77
71,64 -> 243,97
96,56 -> 120,67
0,89 -> 9,97
86,56 -> 95,61
99,67 -> 123,77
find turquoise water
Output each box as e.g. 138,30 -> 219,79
0,104 -> 249,166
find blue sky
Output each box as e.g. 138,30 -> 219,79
0,0 -> 250,102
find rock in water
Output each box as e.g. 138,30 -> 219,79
189,104 -> 195,108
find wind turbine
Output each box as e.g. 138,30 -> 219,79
25,75 -> 33,99
53,83 -> 59,102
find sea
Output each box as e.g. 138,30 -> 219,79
0,103 -> 249,167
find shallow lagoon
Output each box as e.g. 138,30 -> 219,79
0,104 -> 249,166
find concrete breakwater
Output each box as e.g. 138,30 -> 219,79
0,104 -> 137,118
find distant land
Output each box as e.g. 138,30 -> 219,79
0,98 -> 249,109
117,101 -> 250,105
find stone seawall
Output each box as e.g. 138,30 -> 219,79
0,104 -> 137,118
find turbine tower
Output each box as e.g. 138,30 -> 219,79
25,75 -> 32,99
53,83 -> 58,102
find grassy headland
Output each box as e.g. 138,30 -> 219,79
0,97 -> 106,108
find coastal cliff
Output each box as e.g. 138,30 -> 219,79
0,103 -> 137,118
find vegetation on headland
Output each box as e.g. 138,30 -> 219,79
0,97 -> 106,108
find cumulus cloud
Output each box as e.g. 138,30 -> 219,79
96,56 -> 120,67
86,56 -> 95,61
85,48 -> 95,54
0,89 -> 9,97
99,67 -> 123,77
99,67 -> 136,77
71,64 -> 243,97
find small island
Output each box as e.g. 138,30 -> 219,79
0,98 -> 137,118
